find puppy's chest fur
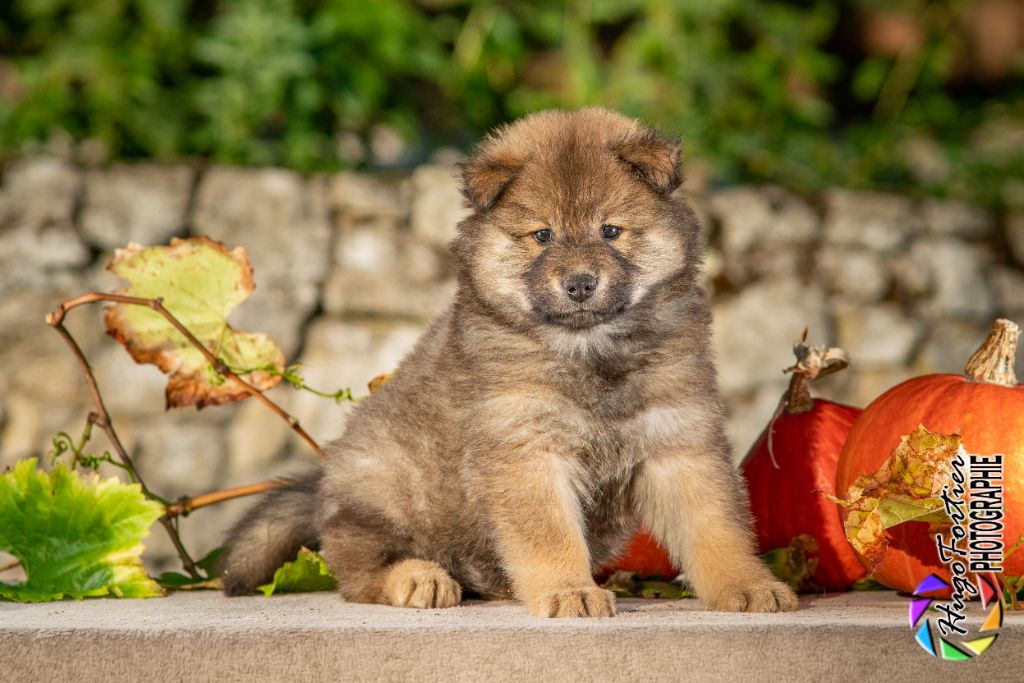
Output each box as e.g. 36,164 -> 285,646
527,348 -> 687,477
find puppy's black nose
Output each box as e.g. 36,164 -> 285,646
563,273 -> 598,302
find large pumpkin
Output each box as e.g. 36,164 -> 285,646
835,319 -> 1024,590
741,338 -> 866,591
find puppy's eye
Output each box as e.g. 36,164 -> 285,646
532,228 -> 553,244
601,224 -> 622,240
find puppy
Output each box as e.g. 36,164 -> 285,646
221,108 -> 798,617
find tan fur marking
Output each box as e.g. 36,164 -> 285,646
476,451 -> 602,617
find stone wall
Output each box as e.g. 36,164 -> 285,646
2,157 -> 1021,571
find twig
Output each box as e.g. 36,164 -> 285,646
165,479 -> 294,518
47,292 -> 324,459
46,320 -> 200,578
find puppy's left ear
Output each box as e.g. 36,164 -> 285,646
460,144 -> 525,210
610,130 -> 682,195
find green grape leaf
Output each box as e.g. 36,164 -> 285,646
258,547 -> 337,596
601,570 -> 692,599
156,547 -> 224,590
104,237 -> 284,409
0,458 -> 164,603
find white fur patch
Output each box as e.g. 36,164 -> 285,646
629,229 -> 685,305
539,324 -> 619,359
622,404 -> 714,456
551,454 -> 589,533
471,231 -> 533,314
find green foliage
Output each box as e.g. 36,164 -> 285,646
1,1 -> 1019,202
258,548 -> 338,596
156,547 -> 224,589
760,535 -> 820,593
850,577 -> 888,591
0,458 -> 164,602
4,235 -> 350,599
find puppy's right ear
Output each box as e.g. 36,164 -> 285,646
460,143 -> 525,210
610,129 -> 682,195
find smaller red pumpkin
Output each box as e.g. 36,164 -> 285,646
740,333 -> 866,591
597,530 -> 676,582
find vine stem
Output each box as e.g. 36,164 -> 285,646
45,291 -> 329,577
165,479 -> 293,517
781,329 -> 850,415
764,328 -> 851,469
47,292 -> 324,459
47,321 -> 200,578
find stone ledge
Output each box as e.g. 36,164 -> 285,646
2,592 -> 1019,681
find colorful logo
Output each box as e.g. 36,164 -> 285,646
909,572 -> 1003,660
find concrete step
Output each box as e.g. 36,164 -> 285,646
2,591 -> 1019,681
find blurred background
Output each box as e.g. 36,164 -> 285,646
2,0 -> 1022,200
0,0 -> 1022,572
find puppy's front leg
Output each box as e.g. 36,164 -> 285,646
633,442 -> 798,612
476,453 -> 615,618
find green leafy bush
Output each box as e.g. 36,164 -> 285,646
0,0 -> 1020,203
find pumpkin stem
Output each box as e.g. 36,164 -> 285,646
964,318 -> 1020,387
782,330 -> 850,414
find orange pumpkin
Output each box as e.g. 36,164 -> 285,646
835,319 -> 1024,591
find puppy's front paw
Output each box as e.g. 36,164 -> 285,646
382,559 -> 462,609
530,587 -> 617,618
701,579 -> 798,613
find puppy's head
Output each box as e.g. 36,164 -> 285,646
453,108 -> 699,338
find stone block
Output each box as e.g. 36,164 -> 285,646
921,198 -> 994,239
80,163 -> 194,248
822,188 -> 919,253
410,164 -> 469,248
817,246 -> 890,303
192,167 -> 332,357
915,319 -> 994,375
712,278 -> 827,394
835,303 -> 921,369
709,186 -> 819,284
0,158 -> 89,291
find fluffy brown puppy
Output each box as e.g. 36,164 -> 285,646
221,108 -> 798,617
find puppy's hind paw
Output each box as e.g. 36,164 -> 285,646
382,559 -> 462,609
530,586 -> 617,618
702,579 -> 798,613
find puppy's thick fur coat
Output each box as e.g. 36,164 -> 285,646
221,108 -> 797,617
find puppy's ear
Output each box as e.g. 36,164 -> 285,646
610,129 -> 682,195
460,139 -> 526,210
